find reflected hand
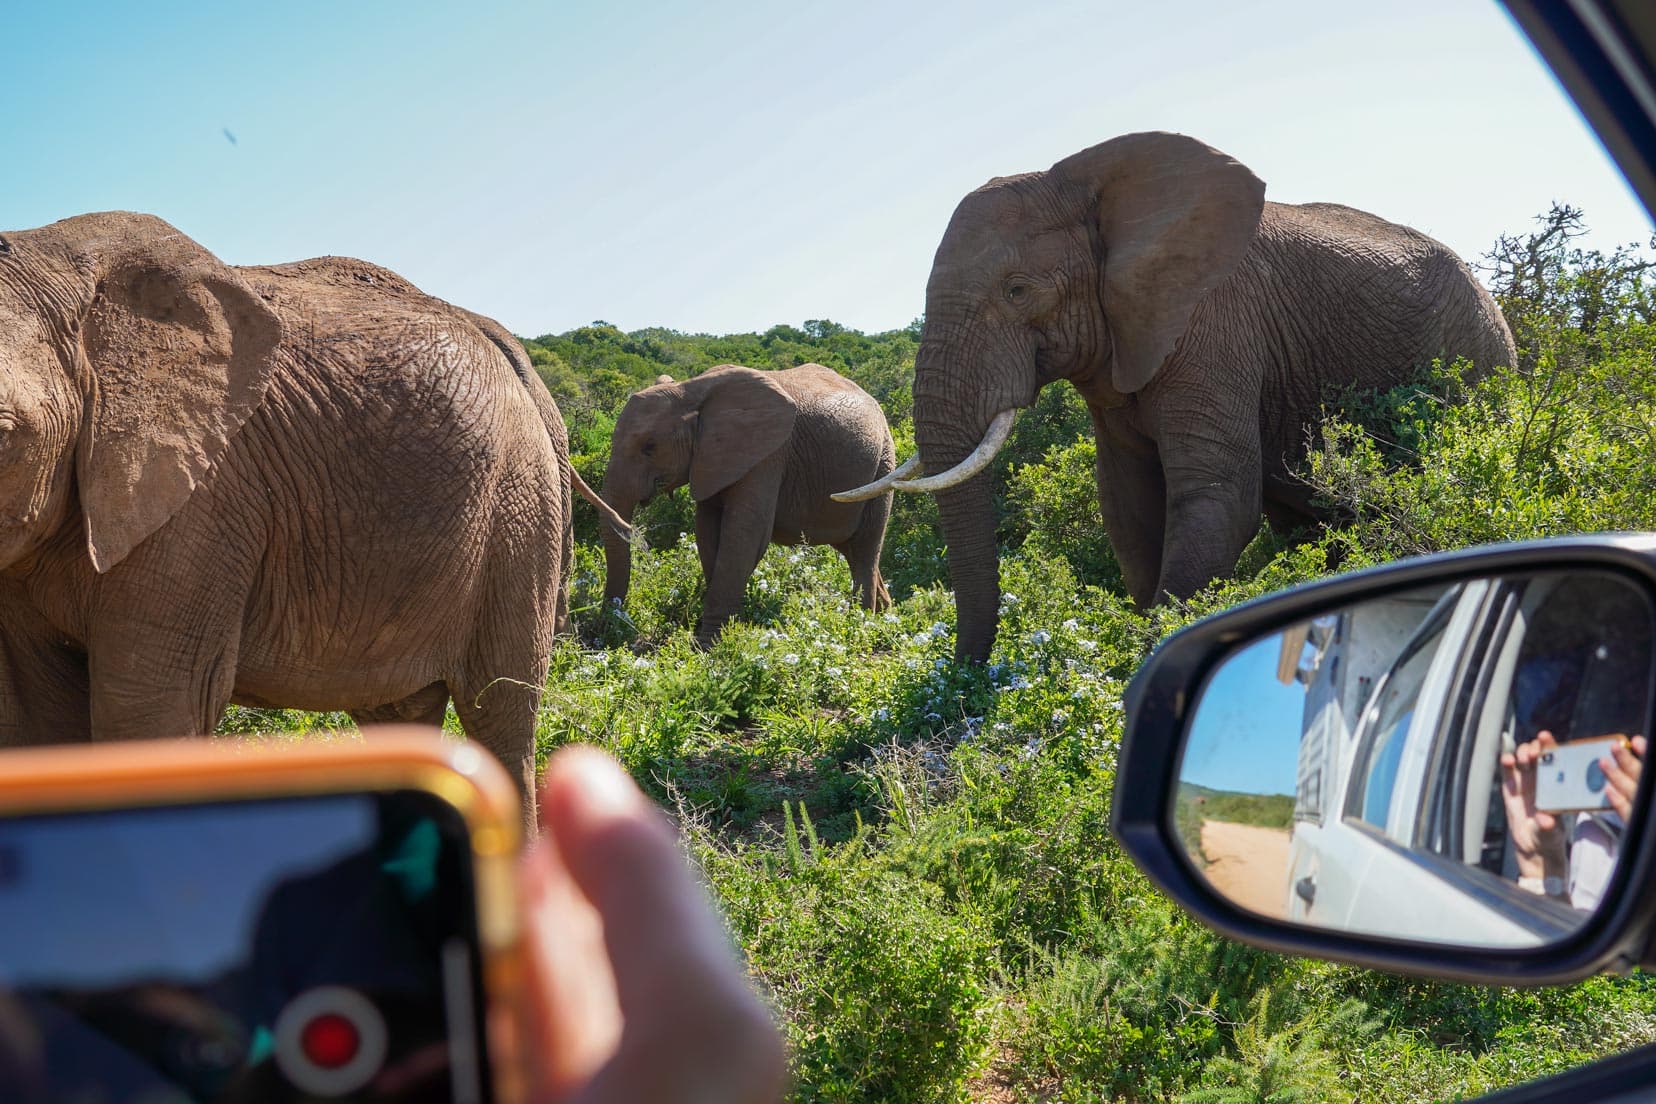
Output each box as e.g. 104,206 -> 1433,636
519,746 -> 786,1104
1600,734 -> 1646,821
1500,730 -> 1568,882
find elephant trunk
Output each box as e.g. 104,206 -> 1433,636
601,483 -> 639,608
930,473 -> 1001,663
914,350 -> 1009,664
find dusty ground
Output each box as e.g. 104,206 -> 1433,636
1200,820 -> 1292,920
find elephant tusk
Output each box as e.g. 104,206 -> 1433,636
891,410 -> 1017,494
830,455 -> 921,502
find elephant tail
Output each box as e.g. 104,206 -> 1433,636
872,567 -> 892,612
568,461 -> 644,549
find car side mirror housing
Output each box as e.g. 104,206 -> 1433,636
1111,535 -> 1656,984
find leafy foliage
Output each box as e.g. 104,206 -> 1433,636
225,212 -> 1656,1102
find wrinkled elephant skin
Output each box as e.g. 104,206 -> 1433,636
903,132 -> 1517,662
601,364 -> 895,644
0,211 -> 576,821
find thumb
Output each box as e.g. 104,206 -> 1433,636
540,747 -> 786,1104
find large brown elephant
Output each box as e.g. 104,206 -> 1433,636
841,131 -> 1516,662
0,211 -> 622,818
601,363 -> 895,644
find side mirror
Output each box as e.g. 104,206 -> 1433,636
1111,535 -> 1656,984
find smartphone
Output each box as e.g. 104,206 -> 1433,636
0,733 -> 524,1103
1535,735 -> 1628,814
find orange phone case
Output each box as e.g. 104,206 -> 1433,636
0,730 -> 528,1103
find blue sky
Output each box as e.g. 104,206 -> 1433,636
3,1 -> 1650,337
1181,633 -> 1306,796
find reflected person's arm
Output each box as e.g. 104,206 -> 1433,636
1499,731 -> 1569,897
1601,735 -> 1646,822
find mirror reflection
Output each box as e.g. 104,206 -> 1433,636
1176,570 -> 1654,948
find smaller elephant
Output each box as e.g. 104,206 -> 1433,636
601,364 -> 895,643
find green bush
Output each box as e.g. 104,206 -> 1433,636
222,216 -> 1656,1103
704,817 -> 996,1104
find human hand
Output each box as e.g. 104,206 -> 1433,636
1600,734 -> 1646,821
519,746 -> 786,1104
1500,730 -> 1568,881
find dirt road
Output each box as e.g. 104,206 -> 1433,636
1200,820 -> 1292,919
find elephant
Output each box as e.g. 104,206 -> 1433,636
836,131 -> 1517,662
600,363 -> 895,644
0,211 -> 627,819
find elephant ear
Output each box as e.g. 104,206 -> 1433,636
75,216 -> 282,571
1053,132 -> 1265,394
686,367 -> 797,502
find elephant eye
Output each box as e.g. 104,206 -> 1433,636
641,441 -> 656,457
1005,282 -> 1029,303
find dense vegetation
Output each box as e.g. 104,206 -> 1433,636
226,207 -> 1656,1102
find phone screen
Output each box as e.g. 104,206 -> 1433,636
0,791 -> 487,1103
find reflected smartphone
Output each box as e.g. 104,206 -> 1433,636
1535,735 -> 1628,814
0,734 -> 525,1103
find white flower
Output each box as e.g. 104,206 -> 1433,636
929,622 -> 950,638
782,653 -> 801,665
1029,629 -> 1051,646
1002,593 -> 1020,606
632,657 -> 652,669
826,666 -> 843,678
883,612 -> 900,623
1061,619 -> 1079,632
1022,736 -> 1043,760
1078,639 -> 1098,653
873,708 -> 890,722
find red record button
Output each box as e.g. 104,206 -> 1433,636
301,1011 -> 362,1069
273,986 -> 388,1096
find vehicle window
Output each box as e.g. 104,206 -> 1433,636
1350,616 -> 1449,833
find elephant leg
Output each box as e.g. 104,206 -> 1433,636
452,630 -> 550,830
85,622 -> 240,740
1092,414 -> 1168,608
555,509 -> 575,638
350,681 -> 451,728
840,495 -> 892,612
695,501 -> 723,585
1262,495 -> 1318,534
1154,430 -> 1264,602
697,488 -> 779,646
0,591 -> 92,746
450,505 -> 560,829
451,675 -> 543,831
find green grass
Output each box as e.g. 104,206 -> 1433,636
222,210 -> 1656,1102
